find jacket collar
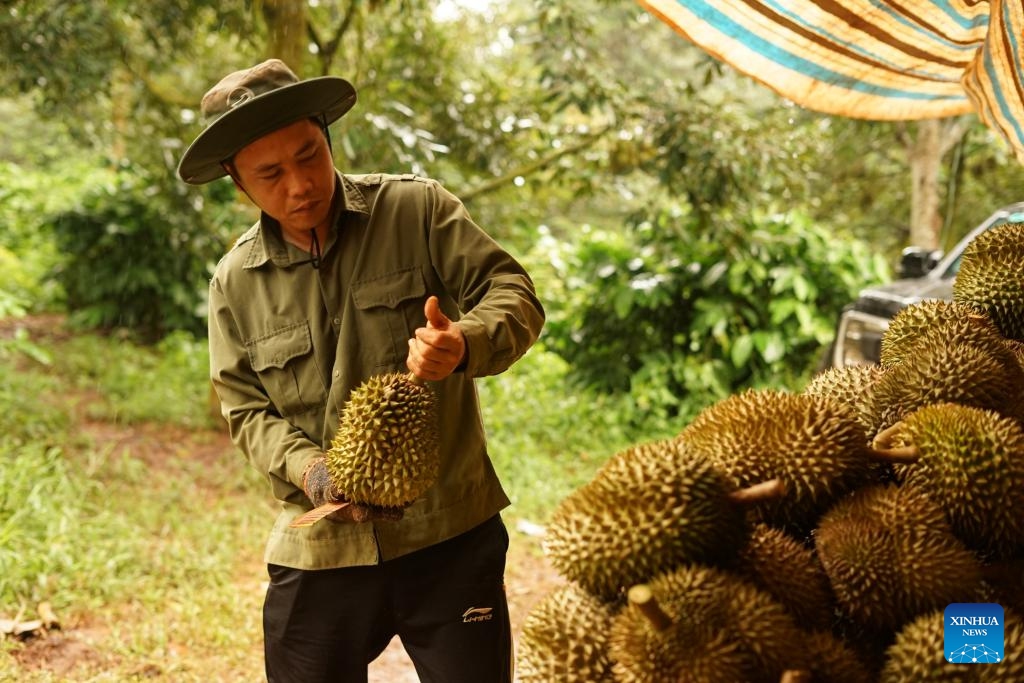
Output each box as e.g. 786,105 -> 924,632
242,172 -> 369,269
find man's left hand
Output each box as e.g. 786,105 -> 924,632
407,296 -> 466,381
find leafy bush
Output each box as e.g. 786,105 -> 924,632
542,206 -> 890,421
49,161 -> 227,340
0,160 -> 73,314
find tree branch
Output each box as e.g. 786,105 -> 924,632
315,2 -> 359,73
459,127 -> 611,203
937,115 -> 970,158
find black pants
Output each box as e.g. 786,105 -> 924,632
263,515 -> 512,683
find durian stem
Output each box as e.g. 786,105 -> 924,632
780,671 -> 812,683
407,371 -> 426,387
869,422 -> 920,464
726,478 -> 786,507
627,584 -> 673,631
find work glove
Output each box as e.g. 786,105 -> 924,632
301,458 -> 404,523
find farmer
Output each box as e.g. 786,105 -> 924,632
177,58 -> 544,683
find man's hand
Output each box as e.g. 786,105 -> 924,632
301,458 -> 404,523
407,296 -> 466,381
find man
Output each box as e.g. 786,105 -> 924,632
178,59 -> 544,683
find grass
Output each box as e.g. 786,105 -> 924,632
479,344 -> 676,524
0,326 -> 668,681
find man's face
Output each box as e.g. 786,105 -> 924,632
232,118 -> 337,236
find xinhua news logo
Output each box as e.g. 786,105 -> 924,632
944,603 -> 1004,664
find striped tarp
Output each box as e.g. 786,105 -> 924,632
637,0 -> 1024,160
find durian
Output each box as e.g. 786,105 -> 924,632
801,630 -> 875,683
864,339 -> 1024,431
542,439 -> 776,601
609,566 -> 810,683
953,220 -> 1024,341
735,524 -> 835,631
882,403 -> 1024,560
515,582 -> 617,682
325,372 -> 439,508
881,607 -> 1024,681
815,484 -> 982,633
879,300 -> 1004,369
677,389 -> 874,534
803,364 -> 884,442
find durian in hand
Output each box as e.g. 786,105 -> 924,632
516,582 -> 617,683
326,372 -> 439,508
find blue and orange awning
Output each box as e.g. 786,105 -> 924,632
636,0 -> 1024,159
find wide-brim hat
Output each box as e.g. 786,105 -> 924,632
178,59 -> 356,185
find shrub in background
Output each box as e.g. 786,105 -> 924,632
542,206 -> 890,422
48,161 -> 230,340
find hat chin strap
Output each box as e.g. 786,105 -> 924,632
318,113 -> 333,153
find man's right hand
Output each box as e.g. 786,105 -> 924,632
301,458 -> 404,523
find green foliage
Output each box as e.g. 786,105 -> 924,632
0,157 -> 85,314
544,207 -> 890,421
0,329 -> 260,614
49,162 -> 223,339
49,331 -> 213,427
479,344 -> 676,523
0,442 -> 88,607
0,429 -> 266,617
0,357 -> 66,446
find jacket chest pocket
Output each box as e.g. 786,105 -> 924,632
351,267 -> 428,370
246,321 -> 326,417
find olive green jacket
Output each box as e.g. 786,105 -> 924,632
208,173 -> 545,569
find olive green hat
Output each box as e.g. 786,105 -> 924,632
177,59 -> 356,185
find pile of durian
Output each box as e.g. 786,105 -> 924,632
518,222 -> 1024,682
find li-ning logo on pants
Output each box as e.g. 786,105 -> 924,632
944,603 -> 1004,663
462,607 -> 494,623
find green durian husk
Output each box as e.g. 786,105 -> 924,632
326,372 -> 439,508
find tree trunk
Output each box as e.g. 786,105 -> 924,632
110,65 -> 132,162
906,118 -> 968,249
262,0 -> 308,73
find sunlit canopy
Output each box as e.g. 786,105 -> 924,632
636,0 -> 1024,160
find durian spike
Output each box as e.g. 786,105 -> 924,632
725,478 -> 787,507
627,584 -> 673,631
780,672 -> 812,683
868,421 -> 921,464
